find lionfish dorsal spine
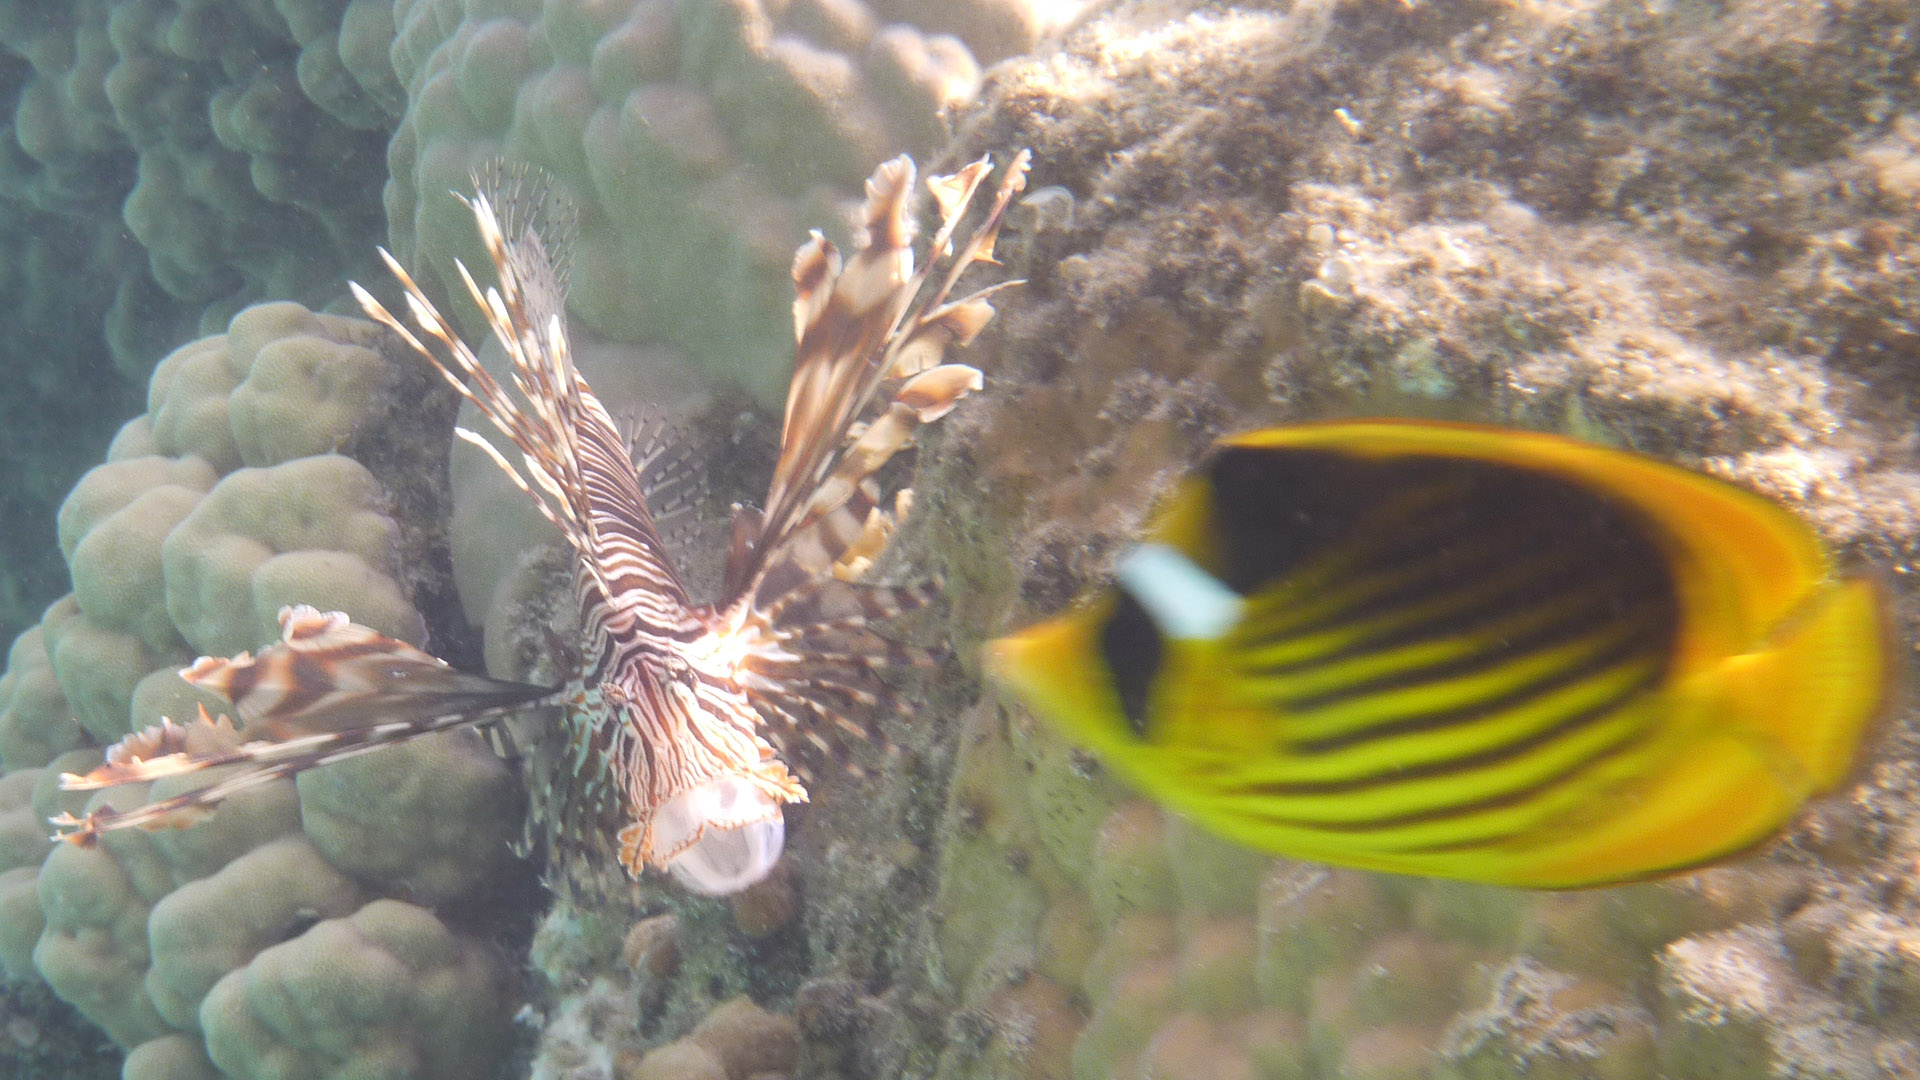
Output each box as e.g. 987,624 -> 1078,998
713,151 -> 1031,759
353,181 -> 692,618
728,151 -> 1031,604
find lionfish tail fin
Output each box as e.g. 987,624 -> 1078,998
51,606 -> 556,845
620,404 -> 722,580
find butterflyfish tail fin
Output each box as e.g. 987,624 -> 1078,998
1714,573 -> 1893,795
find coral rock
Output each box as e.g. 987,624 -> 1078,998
689,997 -> 801,1079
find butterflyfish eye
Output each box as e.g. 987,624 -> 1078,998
1102,543 -> 1253,737
1114,544 -> 1247,640
1098,590 -> 1164,739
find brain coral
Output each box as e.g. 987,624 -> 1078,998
0,301 -> 527,1080
386,0 -> 1076,403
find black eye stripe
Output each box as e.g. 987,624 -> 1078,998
1099,590 -> 1165,739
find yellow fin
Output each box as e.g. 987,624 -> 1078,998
1700,574 -> 1890,794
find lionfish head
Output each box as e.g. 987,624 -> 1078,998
626,770 -> 790,896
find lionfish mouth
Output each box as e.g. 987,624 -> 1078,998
53,150 -> 1031,898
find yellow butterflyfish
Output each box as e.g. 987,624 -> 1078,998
987,419 -> 1892,889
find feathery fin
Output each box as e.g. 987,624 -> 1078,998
52,606 -> 554,845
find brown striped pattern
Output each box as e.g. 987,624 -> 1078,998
53,606 -> 552,845
53,152 -> 1033,889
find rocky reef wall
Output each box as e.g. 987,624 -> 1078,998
887,0 -> 1920,1076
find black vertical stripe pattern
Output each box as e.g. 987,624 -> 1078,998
1195,443 -> 1680,841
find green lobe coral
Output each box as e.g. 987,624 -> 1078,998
200,899 -> 511,1080
158,454 -> 423,658
0,301 -> 520,1080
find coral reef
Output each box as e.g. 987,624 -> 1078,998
0,0 -> 403,643
385,0 -> 1080,404
3,0 -> 1919,1078
524,900 -> 802,1080
827,0 -> 1920,1076
0,301 -> 526,1079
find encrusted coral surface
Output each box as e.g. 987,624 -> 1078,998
869,0 -> 1920,1076
506,0 -> 1920,1078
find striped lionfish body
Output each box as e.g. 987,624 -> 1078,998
53,151 -> 1031,896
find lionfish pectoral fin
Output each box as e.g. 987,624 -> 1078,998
52,607 -> 558,844
741,579 -> 948,770
53,698 -> 553,844
184,605 -> 555,738
720,154 -> 1030,773
50,802 -> 215,846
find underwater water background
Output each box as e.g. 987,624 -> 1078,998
1,0 -> 1919,1079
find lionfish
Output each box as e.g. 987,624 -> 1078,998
52,150 -> 1030,896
